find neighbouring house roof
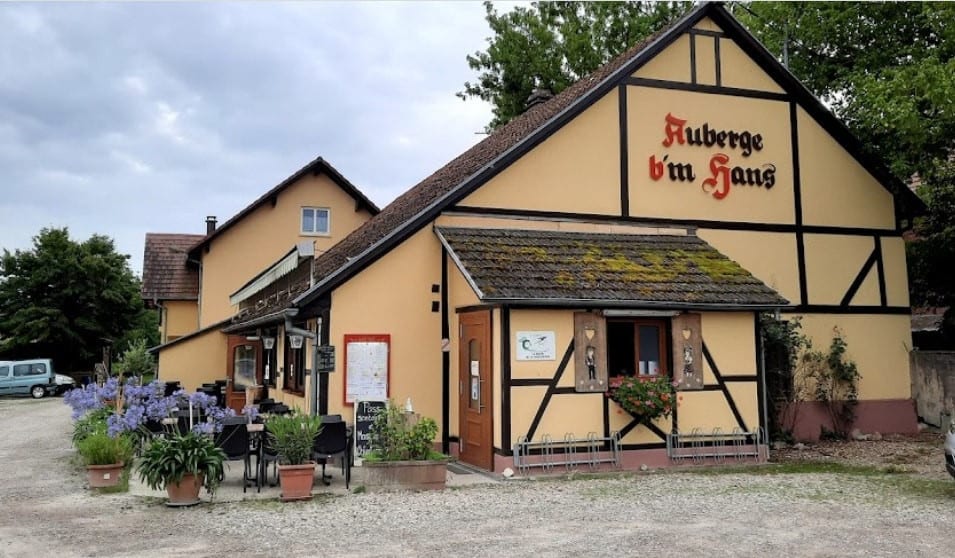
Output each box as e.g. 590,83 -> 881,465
912,308 -> 948,333
141,233 -> 204,301
291,2 -> 925,312
148,317 -> 231,354
434,227 -> 789,309
187,156 -> 380,260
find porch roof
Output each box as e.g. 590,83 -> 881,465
434,227 -> 789,310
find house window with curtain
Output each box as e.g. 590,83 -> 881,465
607,318 -> 669,378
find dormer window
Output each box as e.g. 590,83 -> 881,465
301,207 -> 330,235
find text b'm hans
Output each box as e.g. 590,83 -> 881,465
649,112 -> 777,200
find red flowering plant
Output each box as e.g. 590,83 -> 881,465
606,375 -> 678,423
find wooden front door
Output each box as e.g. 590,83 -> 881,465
226,336 -> 262,413
458,311 -> 493,470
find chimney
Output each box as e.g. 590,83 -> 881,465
206,216 -> 217,235
524,88 -> 554,111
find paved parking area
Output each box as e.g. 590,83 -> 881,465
0,396 -> 952,557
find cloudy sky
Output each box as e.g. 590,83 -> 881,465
0,2 -> 509,275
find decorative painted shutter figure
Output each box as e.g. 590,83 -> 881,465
574,311 -> 607,392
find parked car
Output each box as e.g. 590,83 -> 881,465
54,373 -> 76,395
945,422 -> 955,479
0,359 -> 57,398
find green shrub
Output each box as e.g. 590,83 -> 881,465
368,402 -> 442,461
72,407 -> 112,446
137,430 -> 226,494
266,411 -> 323,466
76,430 -> 134,466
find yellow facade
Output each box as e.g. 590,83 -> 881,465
161,300 -> 198,343
328,228 -> 444,432
157,329 -> 227,392
628,87 -> 795,223
459,90 -> 621,215
797,108 -> 895,229
795,314 -> 912,400
199,173 -> 374,327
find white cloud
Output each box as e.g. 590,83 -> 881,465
0,2 -> 496,275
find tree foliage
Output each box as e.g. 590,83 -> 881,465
732,1 -> 955,182
458,1 -> 692,130
0,228 -> 148,372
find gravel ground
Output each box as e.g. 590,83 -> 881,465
1,397 -> 953,558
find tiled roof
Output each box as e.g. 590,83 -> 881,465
435,227 -> 789,308
141,233 -> 203,301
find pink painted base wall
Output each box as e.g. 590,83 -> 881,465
779,399 -> 918,442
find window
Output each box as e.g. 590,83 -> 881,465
0,366 -> 9,378
13,363 -> 46,377
301,207 -> 330,235
607,319 -> 668,377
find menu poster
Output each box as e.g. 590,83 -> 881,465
343,334 -> 390,404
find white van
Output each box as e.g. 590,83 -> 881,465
0,359 -> 57,398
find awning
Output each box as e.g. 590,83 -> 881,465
434,227 -> 789,310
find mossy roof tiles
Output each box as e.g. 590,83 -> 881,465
435,227 -> 789,308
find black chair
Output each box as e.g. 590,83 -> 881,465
312,419 -> 350,489
215,418 -> 254,492
270,404 -> 291,415
258,426 -> 280,491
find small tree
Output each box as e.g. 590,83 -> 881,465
113,339 -> 155,380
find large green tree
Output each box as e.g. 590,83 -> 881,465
462,2 -> 955,331
0,228 -> 150,372
458,1 -> 692,130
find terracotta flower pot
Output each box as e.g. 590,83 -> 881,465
166,473 -> 203,507
278,463 -> 316,501
86,463 -> 124,489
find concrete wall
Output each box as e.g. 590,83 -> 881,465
910,351 -> 955,428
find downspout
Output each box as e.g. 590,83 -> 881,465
285,308 -> 319,417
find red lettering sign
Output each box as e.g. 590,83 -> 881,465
662,113 -> 687,147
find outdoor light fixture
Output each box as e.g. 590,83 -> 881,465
289,334 -> 304,349
262,336 -> 275,350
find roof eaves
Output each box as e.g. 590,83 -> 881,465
147,317 -> 232,354
291,3 -> 713,309
187,157 -> 379,260
481,298 -> 792,311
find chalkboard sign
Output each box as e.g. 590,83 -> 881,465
353,399 -> 387,465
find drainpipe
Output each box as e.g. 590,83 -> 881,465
285,309 -> 319,417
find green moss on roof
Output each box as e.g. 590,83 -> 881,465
436,227 -> 789,307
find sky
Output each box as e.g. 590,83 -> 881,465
0,1 -> 508,275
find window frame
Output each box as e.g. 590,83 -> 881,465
607,318 -> 669,378
300,206 -> 331,236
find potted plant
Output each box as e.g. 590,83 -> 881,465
266,411 -> 323,501
363,401 -> 451,491
606,375 -> 677,424
137,430 -> 226,506
76,429 -> 134,489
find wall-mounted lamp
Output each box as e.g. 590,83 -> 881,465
262,336 -> 276,350
289,334 -> 304,349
